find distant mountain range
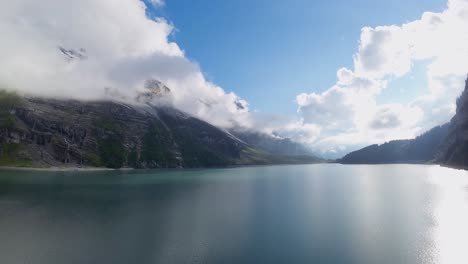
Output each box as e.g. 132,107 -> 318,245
340,76 -> 468,169
0,89 -> 321,169
3,76 -> 468,170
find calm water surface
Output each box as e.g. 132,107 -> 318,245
0,164 -> 468,264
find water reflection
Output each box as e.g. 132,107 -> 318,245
0,165 -> 468,264
430,166 -> 468,264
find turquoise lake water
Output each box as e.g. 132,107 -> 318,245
0,164 -> 467,264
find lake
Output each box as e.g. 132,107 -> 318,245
0,164 -> 467,264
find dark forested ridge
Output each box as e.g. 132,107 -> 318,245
339,124 -> 449,164
0,92 -> 321,169
437,77 -> 468,168
341,76 -> 468,168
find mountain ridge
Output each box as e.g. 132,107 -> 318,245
437,76 -> 468,169
0,91 -> 321,169
339,75 -> 468,168
339,124 -> 449,164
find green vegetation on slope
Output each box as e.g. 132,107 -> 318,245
94,117 -> 126,169
0,94 -> 323,169
0,90 -> 21,129
141,122 -> 178,168
340,124 -> 449,164
0,143 -> 32,167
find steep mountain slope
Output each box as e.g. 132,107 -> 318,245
0,92 -> 320,168
438,77 -> 468,168
340,124 -> 449,164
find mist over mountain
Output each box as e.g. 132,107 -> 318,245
230,129 -> 321,158
0,0 -> 323,153
0,89 -> 321,168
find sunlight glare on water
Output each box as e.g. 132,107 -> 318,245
1,165 -> 468,264
430,166 -> 468,264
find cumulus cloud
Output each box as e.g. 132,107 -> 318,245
297,68 -> 386,135
238,112 -> 322,144
354,26 -> 413,78
369,108 -> 402,130
148,0 -> 165,7
296,0 -> 468,157
369,104 -> 423,130
0,0 -> 254,129
0,0 -> 321,144
3,0 -> 467,158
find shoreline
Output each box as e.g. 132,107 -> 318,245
1,162 -> 464,173
0,166 -> 118,172
0,161 -> 327,172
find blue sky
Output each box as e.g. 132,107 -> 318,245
146,0 -> 445,114
5,0 -> 466,157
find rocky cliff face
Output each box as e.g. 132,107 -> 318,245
0,93 -> 243,168
0,91 -> 320,168
438,77 -> 468,168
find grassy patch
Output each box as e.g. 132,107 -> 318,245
83,152 -> 102,167
0,111 -> 15,129
127,150 -> 139,168
0,90 -> 21,129
97,136 -> 125,169
141,122 -> 177,167
93,117 -> 121,132
0,143 -> 32,167
0,90 -> 22,109
94,117 -> 126,169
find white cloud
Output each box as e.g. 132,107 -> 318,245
354,26 -> 413,79
0,0 -> 251,130
370,104 -> 423,130
2,0 -> 468,158
296,0 -> 468,157
297,68 -> 386,135
0,0 -> 323,148
149,0 -> 165,7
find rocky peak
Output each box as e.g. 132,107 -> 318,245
455,75 -> 468,116
59,46 -> 87,60
136,79 -> 171,103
